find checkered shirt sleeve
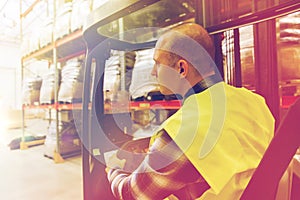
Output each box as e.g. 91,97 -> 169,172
107,130 -> 210,200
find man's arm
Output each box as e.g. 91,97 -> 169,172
107,130 -> 209,200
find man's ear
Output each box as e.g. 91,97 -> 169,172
177,59 -> 188,78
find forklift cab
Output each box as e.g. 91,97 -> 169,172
81,0 -> 197,199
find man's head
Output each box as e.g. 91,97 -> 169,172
151,23 -> 217,96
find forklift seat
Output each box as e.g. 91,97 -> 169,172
240,98 -> 300,200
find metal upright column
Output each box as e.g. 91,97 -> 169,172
254,19 -> 280,128
19,0 -> 27,150
52,0 -> 64,163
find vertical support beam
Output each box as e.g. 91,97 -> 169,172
212,33 -> 224,79
254,19 -> 280,128
233,28 -> 242,87
119,18 -> 126,92
53,0 -> 64,163
195,0 -> 204,26
20,0 -> 26,147
82,49 -> 93,200
82,146 -> 91,200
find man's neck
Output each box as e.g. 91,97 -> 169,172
183,74 -> 223,101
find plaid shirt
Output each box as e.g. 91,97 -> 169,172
107,130 -> 210,200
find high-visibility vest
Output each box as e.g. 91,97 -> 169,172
155,82 -> 274,199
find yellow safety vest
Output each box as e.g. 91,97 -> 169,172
154,82 -> 274,199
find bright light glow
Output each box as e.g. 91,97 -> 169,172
0,115 -> 8,146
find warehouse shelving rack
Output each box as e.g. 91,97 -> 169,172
20,0 -> 87,163
19,0 -> 185,165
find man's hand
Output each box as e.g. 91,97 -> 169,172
117,137 -> 150,172
105,150 -> 126,172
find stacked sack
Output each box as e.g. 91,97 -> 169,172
104,50 -> 121,102
129,48 -> 161,101
103,50 -> 136,102
124,51 -> 136,91
44,120 -> 81,158
54,2 -> 72,40
39,65 -> 61,104
70,0 -> 90,32
39,17 -> 53,48
58,58 -> 84,103
22,77 -> 43,105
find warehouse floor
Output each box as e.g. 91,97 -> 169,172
0,128 -> 83,200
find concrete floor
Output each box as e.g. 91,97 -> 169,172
0,128 -> 83,200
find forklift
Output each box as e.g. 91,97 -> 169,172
81,0 -> 198,199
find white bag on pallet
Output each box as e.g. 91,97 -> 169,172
129,48 -> 159,100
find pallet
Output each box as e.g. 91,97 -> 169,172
20,139 -> 45,150
44,150 -> 81,163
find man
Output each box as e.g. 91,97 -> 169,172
106,23 -> 274,199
